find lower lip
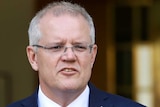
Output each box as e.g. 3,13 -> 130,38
60,70 -> 77,76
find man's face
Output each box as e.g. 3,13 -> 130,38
27,13 -> 97,93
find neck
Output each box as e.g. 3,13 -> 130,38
40,85 -> 86,106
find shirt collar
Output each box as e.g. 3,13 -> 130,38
38,85 -> 89,107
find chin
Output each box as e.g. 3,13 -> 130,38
61,81 -> 85,91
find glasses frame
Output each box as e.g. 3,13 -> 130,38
32,44 -> 94,55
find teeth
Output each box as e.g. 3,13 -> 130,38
65,69 -> 71,72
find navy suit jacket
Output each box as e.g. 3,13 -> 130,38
7,83 -> 146,107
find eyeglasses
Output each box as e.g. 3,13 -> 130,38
32,44 -> 94,55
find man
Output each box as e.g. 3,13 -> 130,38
7,1 -> 146,107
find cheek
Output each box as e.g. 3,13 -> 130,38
81,61 -> 92,83
80,55 -> 93,72
38,57 -> 58,84
37,54 -> 57,75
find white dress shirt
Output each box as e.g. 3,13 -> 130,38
38,85 -> 89,107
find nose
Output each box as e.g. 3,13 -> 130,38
64,47 -> 74,53
61,47 -> 76,61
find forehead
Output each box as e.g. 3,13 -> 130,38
38,13 -> 91,43
39,11 -> 89,27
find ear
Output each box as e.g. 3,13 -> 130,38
26,46 -> 38,71
91,44 -> 97,68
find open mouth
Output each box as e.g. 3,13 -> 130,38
60,68 -> 78,76
64,68 -> 73,72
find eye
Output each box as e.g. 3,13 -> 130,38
74,45 -> 87,52
47,45 -> 64,52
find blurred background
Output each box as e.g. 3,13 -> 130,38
1,0 -> 160,107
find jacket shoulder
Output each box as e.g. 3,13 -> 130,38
89,83 -> 146,107
104,93 -> 146,107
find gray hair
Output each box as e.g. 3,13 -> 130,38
28,1 -> 95,46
